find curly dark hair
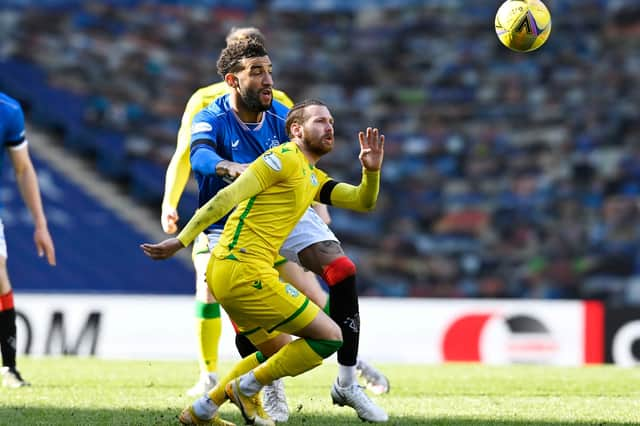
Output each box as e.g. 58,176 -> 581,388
285,99 -> 328,139
216,38 -> 269,78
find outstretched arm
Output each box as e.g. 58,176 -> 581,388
141,168 -> 263,259
317,127 -> 384,212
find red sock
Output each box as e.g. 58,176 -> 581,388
0,291 -> 14,311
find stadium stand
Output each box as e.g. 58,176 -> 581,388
1,147 -> 192,293
1,0 -> 639,301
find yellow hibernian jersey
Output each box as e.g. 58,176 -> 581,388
177,142 -> 380,266
213,142 -> 329,267
162,81 -> 294,210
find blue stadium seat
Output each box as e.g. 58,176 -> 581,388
1,153 -> 192,294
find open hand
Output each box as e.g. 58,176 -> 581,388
140,238 -> 185,260
358,127 -> 385,172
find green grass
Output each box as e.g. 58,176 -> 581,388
1,358 -> 639,425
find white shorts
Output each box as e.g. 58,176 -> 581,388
280,206 -> 339,265
196,207 -> 338,268
192,229 -> 223,288
0,219 -> 7,259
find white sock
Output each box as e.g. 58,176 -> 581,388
239,371 -> 263,396
337,364 -> 357,387
192,395 -> 218,419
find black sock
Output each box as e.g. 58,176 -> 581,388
0,308 -> 17,368
328,275 -> 360,366
235,333 -> 258,358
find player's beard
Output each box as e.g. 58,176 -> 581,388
239,84 -> 271,113
304,133 -> 334,156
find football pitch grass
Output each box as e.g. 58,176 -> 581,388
1,358 -> 639,425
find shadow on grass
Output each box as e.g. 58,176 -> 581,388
0,407 -> 635,426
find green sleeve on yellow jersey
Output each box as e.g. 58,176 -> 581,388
177,168 -> 264,246
176,145 -> 297,246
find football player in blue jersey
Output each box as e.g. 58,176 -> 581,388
0,92 -> 56,388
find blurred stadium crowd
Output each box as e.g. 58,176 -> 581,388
1,0 -> 639,301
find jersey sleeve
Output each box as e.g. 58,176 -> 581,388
189,109 -> 226,174
4,103 -> 26,148
162,90 -> 204,209
315,169 -> 380,212
190,109 -> 220,147
177,168 -> 264,246
273,89 -> 294,108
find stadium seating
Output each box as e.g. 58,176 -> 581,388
1,154 -> 192,294
1,0 -> 639,301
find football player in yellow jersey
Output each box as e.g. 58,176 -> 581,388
161,27 -> 389,418
142,99 -> 387,425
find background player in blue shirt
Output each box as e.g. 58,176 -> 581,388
0,92 -> 56,388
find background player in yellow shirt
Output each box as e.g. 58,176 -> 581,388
142,99 -> 386,425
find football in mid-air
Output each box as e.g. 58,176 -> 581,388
495,0 -> 552,52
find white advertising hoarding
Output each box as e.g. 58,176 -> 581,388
14,294 -> 591,365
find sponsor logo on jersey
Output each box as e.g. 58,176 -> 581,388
263,152 -> 282,171
285,284 -> 299,297
191,122 -> 213,134
231,139 -> 240,148
252,280 -> 263,290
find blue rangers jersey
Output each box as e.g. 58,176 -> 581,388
190,94 -> 289,231
0,92 -> 28,208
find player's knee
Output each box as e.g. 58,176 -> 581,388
298,240 -> 345,274
195,283 -> 214,302
329,320 -> 343,342
235,334 -> 258,358
258,333 -> 292,357
322,256 -> 357,286
317,316 -> 342,342
307,332 -> 342,359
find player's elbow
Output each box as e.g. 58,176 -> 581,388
359,198 -> 377,212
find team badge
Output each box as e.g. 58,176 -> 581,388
268,136 -> 281,148
263,152 -> 282,171
310,173 -> 318,186
285,284 -> 299,297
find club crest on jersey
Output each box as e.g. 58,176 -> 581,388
268,136 -> 281,148
191,122 -> 212,134
285,284 -> 299,298
310,172 -> 319,186
263,152 -> 282,171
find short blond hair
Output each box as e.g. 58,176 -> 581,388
225,27 -> 266,46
